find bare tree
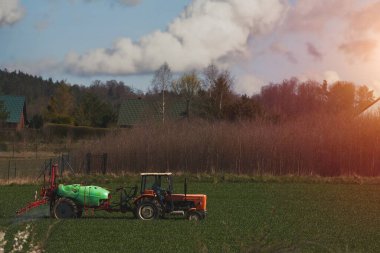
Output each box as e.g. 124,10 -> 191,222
211,70 -> 234,118
172,71 -> 201,118
151,63 -> 173,123
202,64 -> 219,97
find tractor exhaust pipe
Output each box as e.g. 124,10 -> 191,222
184,178 -> 187,200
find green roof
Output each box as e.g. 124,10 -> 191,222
0,95 -> 26,123
118,98 -> 186,127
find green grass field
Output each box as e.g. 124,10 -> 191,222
1,180 -> 380,253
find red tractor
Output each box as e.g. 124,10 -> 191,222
135,173 -> 207,220
17,165 -> 207,221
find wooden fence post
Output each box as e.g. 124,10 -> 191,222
61,154 -> 65,176
8,160 -> 10,183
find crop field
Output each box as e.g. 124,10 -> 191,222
1,179 -> 380,253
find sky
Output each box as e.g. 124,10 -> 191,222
2,0 -> 380,96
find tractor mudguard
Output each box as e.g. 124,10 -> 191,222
134,195 -> 155,205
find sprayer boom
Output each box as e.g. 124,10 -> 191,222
16,164 -> 58,216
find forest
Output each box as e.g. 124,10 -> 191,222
0,64 -> 376,128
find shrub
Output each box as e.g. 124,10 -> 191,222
69,114 -> 380,176
43,124 -> 111,141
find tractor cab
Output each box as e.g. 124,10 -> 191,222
140,172 -> 173,195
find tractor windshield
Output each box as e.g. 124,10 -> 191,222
140,175 -> 173,193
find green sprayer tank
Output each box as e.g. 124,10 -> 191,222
57,184 -> 110,207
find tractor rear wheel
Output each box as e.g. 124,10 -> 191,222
53,198 -> 78,219
76,207 -> 83,218
136,201 -> 159,220
187,211 -> 202,221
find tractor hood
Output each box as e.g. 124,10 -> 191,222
57,184 -> 110,207
171,194 -> 207,211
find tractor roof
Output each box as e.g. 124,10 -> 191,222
140,173 -> 172,176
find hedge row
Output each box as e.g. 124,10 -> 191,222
42,123 -> 113,140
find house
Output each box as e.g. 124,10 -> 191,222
0,95 -> 27,130
117,98 -> 187,127
358,98 -> 380,117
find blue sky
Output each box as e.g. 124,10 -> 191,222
1,0 -> 191,90
4,0 -> 189,57
2,0 -> 380,95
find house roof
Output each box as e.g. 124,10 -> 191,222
0,95 -> 26,123
117,98 -> 186,127
117,99 -> 155,127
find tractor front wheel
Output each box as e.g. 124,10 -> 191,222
187,211 -> 202,221
136,202 -> 158,220
53,198 -> 78,219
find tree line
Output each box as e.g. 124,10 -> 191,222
148,63 -> 375,122
0,66 -> 377,129
0,69 -> 141,128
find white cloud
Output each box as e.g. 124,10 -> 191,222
285,0 -> 353,32
235,74 -> 264,95
0,0 -> 25,27
286,1 -> 380,62
306,42 -> 322,61
369,80 -> 380,97
323,70 -> 340,84
298,70 -> 340,85
270,42 -> 297,63
373,80 -> 380,86
4,59 -> 61,77
338,1 -> 380,60
65,0 -> 287,76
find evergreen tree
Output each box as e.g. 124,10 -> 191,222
75,93 -> 114,128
